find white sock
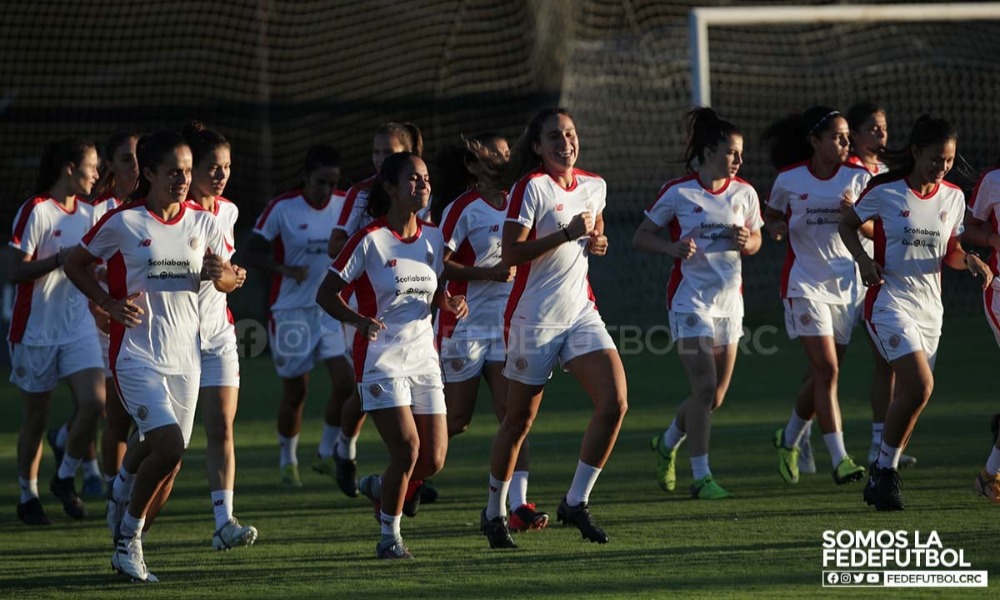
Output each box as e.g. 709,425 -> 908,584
690,454 -> 711,480
82,459 -> 101,479
57,454 -> 82,480
509,471 -> 529,510
18,477 -> 38,503
121,512 -> 145,539
279,434 -> 299,467
878,441 -> 901,470
379,511 -> 401,538
783,411 -> 812,448
318,424 -> 340,458
486,475 -> 510,519
113,467 -> 135,502
662,419 -> 687,451
987,446 -> 1000,476
55,424 -> 69,449
871,422 -> 884,449
336,432 -> 357,461
211,490 -> 234,530
565,461 -> 602,506
823,431 -> 848,467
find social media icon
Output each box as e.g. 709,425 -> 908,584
235,319 -> 267,359
840,573 -> 852,584
853,573 -> 864,583
826,573 -> 840,585
274,320 -> 312,357
867,573 -> 880,584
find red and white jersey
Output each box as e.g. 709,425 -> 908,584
253,190 -> 345,311
186,197 -> 238,350
334,175 -> 376,236
82,200 -> 227,374
8,195 -> 97,344
645,175 -> 763,317
855,178 -> 966,330
847,155 -> 889,175
90,191 -> 124,224
767,162 -> 871,303
331,217 -> 445,381
969,168 -> 1000,276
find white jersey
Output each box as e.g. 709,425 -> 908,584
854,178 -> 966,331
91,191 -> 123,223
186,197 -> 238,351
970,167 -> 1000,277
8,195 -> 98,345
505,167 -> 606,328
82,200 -> 227,374
334,175 -> 376,236
645,174 -> 763,317
767,161 -> 871,304
331,217 -> 445,381
253,190 -> 345,311
437,189 -> 511,340
847,155 -> 889,175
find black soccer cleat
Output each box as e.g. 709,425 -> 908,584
50,474 -> 87,519
16,497 -> 53,526
46,427 -> 65,472
556,498 -> 609,543
335,456 -> 358,498
419,483 -> 438,505
862,462 -> 905,512
402,481 -> 423,518
480,509 -> 518,549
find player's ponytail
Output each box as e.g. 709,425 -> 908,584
34,138 -> 95,195
762,106 -> 840,170
431,135 -> 507,224
506,107 -> 573,183
871,115 -> 957,189
684,107 -> 741,173
367,152 -> 414,220
374,122 -> 423,158
130,130 -> 188,202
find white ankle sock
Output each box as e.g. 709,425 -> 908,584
823,431 -> 848,467
784,411 -> 811,448
565,461 -> 601,506
57,454 -> 82,480
878,441 -> 901,470
336,432 -> 357,460
486,475 -> 510,519
508,471 -> 529,510
82,459 -> 101,478
987,446 -> 1000,476
379,511 -> 401,538
690,454 -> 711,480
121,512 -> 145,539
279,434 -> 299,467
318,424 -> 340,458
211,489 -> 234,530
662,419 -> 686,450
113,467 -> 135,502
18,477 -> 38,503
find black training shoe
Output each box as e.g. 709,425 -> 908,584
50,474 -> 87,519
480,509 -> 517,549
419,483 -> 438,505
402,481 -> 424,518
863,462 -> 905,512
335,456 -> 358,498
556,498 -> 609,543
17,498 -> 53,526
46,427 -> 64,471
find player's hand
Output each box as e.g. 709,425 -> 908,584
767,220 -> 788,242
88,300 -> 111,334
232,263 -> 248,288
446,294 -> 469,320
488,265 -> 516,282
858,256 -> 884,287
966,253 -> 993,290
282,264 -> 309,284
566,211 -> 595,240
586,232 -> 609,256
202,248 -> 226,281
732,225 -> 750,251
356,316 -> 386,341
671,238 -> 697,260
107,292 -> 145,328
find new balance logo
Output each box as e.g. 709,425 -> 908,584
799,193 -> 809,200
555,204 -> 564,211
298,224 -> 308,230
385,259 -> 397,267
899,210 -> 910,217
53,229 -> 62,237
693,206 -> 704,213
138,239 -> 152,247
489,224 -> 500,232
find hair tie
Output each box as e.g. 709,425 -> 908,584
807,111 -> 840,138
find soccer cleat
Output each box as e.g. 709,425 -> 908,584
213,518 -> 258,550
650,433 -> 678,492
868,445 -> 918,469
46,427 -> 64,472
82,474 -> 104,498
376,537 -> 414,559
419,483 -> 438,504
832,456 -> 866,485
311,455 -> 336,478
973,469 -> 1000,503
690,475 -> 733,500
509,503 -> 549,532
112,524 -> 154,582
773,428 -> 800,484
50,475 -> 86,519
16,498 -> 53,526
402,480 -> 424,518
336,456 -> 359,498
797,435 -> 817,474
106,494 -> 130,536
863,462 -> 905,511
556,498 -> 609,544
359,474 -> 382,522
480,509 -> 517,549
280,464 -> 303,488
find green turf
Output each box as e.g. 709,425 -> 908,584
1,317 -> 998,599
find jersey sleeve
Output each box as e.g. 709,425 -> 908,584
440,202 -> 469,253
81,213 -> 120,261
853,186 -> 880,223
331,233 -> 368,284
744,188 -> 764,231
433,234 -> 445,279
9,203 -> 43,256
766,175 -> 791,213
850,171 -> 872,202
252,201 -> 281,241
590,178 -> 608,218
507,179 -> 539,229
950,194 -> 966,238
643,187 -> 676,228
203,215 -> 228,258
970,173 -> 999,222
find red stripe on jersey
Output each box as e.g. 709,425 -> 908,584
648,174 -> 698,212
268,236 -> 284,309
10,196 -> 48,246
586,276 -> 598,309
506,169 -> 547,221
338,176 -> 376,228
503,227 -> 536,345
665,218 -> 682,309
863,219 -> 886,321
352,272 -> 378,381
83,201 -> 144,246
107,251 -> 127,372
437,238 -> 476,343
8,254 -> 36,343
990,212 -> 999,277
440,189 -> 481,241
779,207 -> 795,298
254,190 -> 300,229
332,218 -> 386,272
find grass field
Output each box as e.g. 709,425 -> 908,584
1,317 -> 998,599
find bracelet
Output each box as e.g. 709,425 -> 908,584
563,228 -> 572,242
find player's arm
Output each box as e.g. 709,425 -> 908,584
763,206 -> 788,241
501,211 -> 592,266
586,212 -> 609,256
328,228 -> 349,259
316,271 -> 384,339
242,231 -> 307,282
8,247 -> 71,283
64,245 -> 143,327
632,217 -> 696,259
943,237 -> 992,289
738,227 -> 762,256
433,286 -> 468,320
442,249 -> 514,282
839,209 -> 882,287
962,213 -> 998,250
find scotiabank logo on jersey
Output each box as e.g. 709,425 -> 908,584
394,273 -> 434,298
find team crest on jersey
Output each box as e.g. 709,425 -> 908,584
136,406 -> 149,421
800,314 -> 812,326
938,211 -> 949,223
888,334 -> 901,349
685,315 -> 698,327
368,383 -> 382,398
450,359 -> 464,372
514,357 -> 528,371
188,237 -> 200,250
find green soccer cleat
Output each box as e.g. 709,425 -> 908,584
773,427 -> 800,484
832,456 -> 866,485
690,475 -> 732,500
649,433 -> 678,492
280,464 -> 303,488
311,455 -> 336,478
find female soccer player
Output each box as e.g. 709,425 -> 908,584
64,129 -> 235,581
839,116 -> 991,511
480,108 -> 627,549
762,106 -> 871,486
244,145 -> 355,487
635,108 -> 762,499
181,121 -> 257,549
10,138 -> 105,525
317,152 -> 467,559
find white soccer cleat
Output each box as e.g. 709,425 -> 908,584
213,518 -> 258,551
106,496 -> 129,537
112,528 -> 154,583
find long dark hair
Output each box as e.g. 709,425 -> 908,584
684,107 -> 741,174
302,144 -> 341,180
366,152 -> 419,220
130,130 -> 188,201
506,107 -> 573,183
94,130 -> 138,197
431,136 -> 507,224
181,120 -> 230,168
869,115 -> 957,188
375,122 -> 423,157
761,106 -> 841,170
35,138 -> 95,195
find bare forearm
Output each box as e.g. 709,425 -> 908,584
9,253 -> 61,284
632,230 -> 673,255
503,229 -> 569,266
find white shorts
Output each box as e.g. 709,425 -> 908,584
359,372 -> 446,414
503,309 -> 616,386
200,343 -> 240,388
112,368 -> 200,447
983,285 -> 1000,348
9,334 -> 104,393
268,307 -> 348,379
783,297 -> 858,346
99,331 -> 112,379
865,314 -> 940,370
440,335 -> 506,383
668,311 -> 743,346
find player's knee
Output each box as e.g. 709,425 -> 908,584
811,362 -> 838,387
596,391 -> 628,424
447,415 -> 471,437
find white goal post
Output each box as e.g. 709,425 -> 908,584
690,3 -> 1000,107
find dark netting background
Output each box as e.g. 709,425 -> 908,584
2,0 -> 999,329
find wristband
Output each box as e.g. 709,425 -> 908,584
563,228 -> 572,242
